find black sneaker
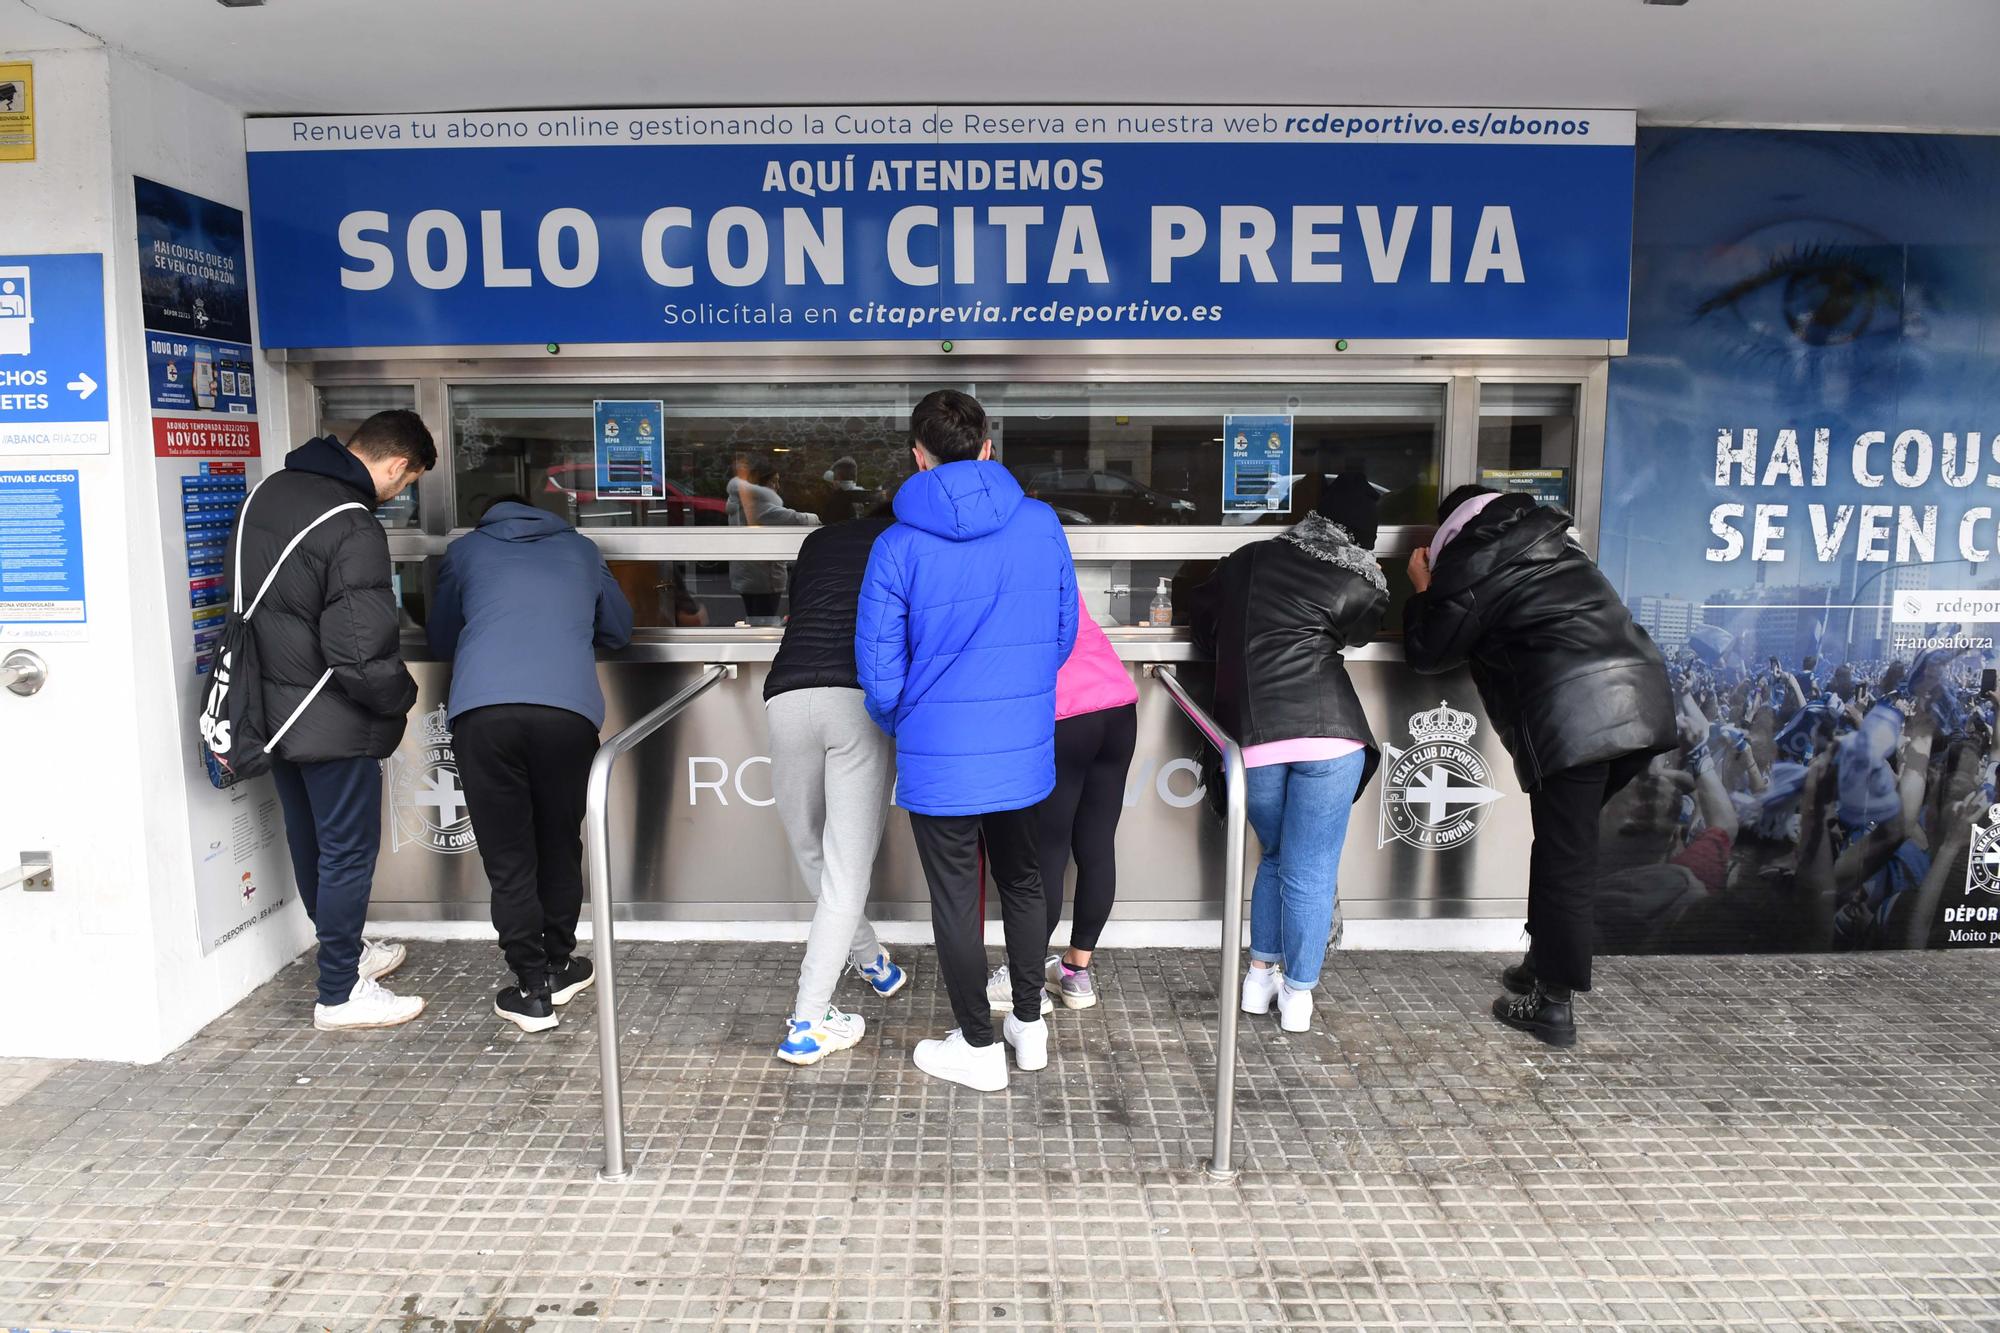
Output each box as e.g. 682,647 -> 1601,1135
548,955 -> 595,1006
1491,985 -> 1576,1048
1500,953 -> 1536,995
495,986 -> 557,1033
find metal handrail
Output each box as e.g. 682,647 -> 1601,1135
1146,664 -> 1248,1182
588,662 -> 737,1182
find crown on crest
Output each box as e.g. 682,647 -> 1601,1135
1408,701 -> 1477,745
419,703 -> 452,745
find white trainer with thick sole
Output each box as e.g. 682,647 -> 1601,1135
1277,983 -> 1314,1034
986,964 -> 1054,1016
912,1029 -> 1008,1091
1003,1013 -> 1049,1072
314,976 -> 425,1031
1241,965 -> 1282,1015
358,938 -> 406,982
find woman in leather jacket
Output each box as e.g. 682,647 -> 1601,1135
1404,484 -> 1675,1047
1190,474 -> 1388,1034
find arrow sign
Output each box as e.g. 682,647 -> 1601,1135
66,371 -> 96,400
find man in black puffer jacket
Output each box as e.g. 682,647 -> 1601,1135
1404,485 -> 1675,1047
229,411 -> 432,1032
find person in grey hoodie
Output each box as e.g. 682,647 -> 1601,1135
429,497 -> 634,1032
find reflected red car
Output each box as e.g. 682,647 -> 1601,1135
542,464 -> 727,525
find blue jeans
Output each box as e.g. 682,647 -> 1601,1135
1244,751 -> 1366,989
269,755 -> 383,1006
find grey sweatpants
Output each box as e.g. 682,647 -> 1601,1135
766,687 -> 896,1022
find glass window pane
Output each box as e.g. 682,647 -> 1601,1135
318,384 -> 423,529
607,558 -> 799,629
1477,381 -> 1579,511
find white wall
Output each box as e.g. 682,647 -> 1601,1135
0,28 -> 310,1061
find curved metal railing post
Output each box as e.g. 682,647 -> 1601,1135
589,663 -> 735,1182
1148,664 -> 1247,1182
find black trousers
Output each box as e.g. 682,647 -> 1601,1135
908,805 -> 1046,1046
1038,703 -> 1138,951
1526,759 -> 1639,993
454,704 -> 600,992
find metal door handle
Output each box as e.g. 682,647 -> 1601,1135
2,648 -> 46,696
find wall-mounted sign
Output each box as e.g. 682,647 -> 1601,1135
0,61 -> 33,163
154,415 -> 259,458
135,179 -> 260,456
1479,466 -> 1569,510
246,104 -> 1635,348
0,252 -> 109,455
593,399 -> 666,499
0,469 -> 85,642
1222,413 -> 1294,514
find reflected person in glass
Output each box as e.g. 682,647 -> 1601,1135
726,452 -> 818,625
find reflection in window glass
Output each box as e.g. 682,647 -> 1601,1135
1477,382 -> 1579,512
606,559 -> 800,630
319,384 -> 423,529
450,381 -> 1442,530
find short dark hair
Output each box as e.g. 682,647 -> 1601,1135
911,389 -> 988,464
481,493 -> 528,518
348,409 -> 437,472
1436,483 -> 1497,524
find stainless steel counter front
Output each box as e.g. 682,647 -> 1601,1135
370,635 -> 1532,924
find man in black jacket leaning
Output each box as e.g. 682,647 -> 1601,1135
231,411 -> 432,1031
1404,485 -> 1675,1047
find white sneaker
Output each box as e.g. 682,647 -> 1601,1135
358,937 -> 406,982
986,964 -> 1054,1016
777,1007 -> 866,1066
1044,954 -> 1064,988
1003,1013 -> 1049,1072
1241,965 -> 1282,1015
313,976 -> 425,1031
1277,982 -> 1314,1033
912,1028 -> 1008,1091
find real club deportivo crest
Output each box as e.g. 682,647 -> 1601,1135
1378,701 -> 1503,850
1967,803 -> 2000,898
390,704 -> 477,854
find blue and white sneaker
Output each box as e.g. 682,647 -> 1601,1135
777,1007 -> 866,1066
855,950 -> 908,999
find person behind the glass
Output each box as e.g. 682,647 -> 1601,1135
1403,485 -> 1676,1047
726,451 -> 818,624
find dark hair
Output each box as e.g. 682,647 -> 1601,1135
348,409 -> 437,472
911,389 -> 988,464
739,452 -> 779,486
481,493 -> 529,518
1313,472 -> 1379,549
1436,483 -> 1497,524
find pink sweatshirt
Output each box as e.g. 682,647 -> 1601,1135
1056,593 -> 1140,721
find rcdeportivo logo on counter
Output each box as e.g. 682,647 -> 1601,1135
1967,804 -> 2000,897
1377,701 -> 1503,851
390,705 -> 476,854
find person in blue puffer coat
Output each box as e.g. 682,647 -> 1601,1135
856,389 -> 1078,1092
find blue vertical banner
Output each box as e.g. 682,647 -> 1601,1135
0,468 -> 85,641
1222,414 -> 1294,514
0,253 -> 109,455
593,399 -> 666,499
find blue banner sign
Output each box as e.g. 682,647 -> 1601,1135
1223,414 -> 1295,514
246,105 -> 1634,349
592,399 -> 666,499
0,253 -> 109,454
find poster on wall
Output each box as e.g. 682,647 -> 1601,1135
0,468 -> 85,641
593,399 -> 666,499
0,62 -> 32,163
134,178 -> 260,456
1480,467 -> 1569,510
192,779 -> 293,955
1222,414 -> 1294,514
0,252 -> 110,456
245,104 -> 1635,348
1598,128 -> 2000,954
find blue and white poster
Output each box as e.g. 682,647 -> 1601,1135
1222,413 -> 1294,514
135,177 -> 253,345
0,252 -> 109,455
145,331 -> 256,415
593,399 -> 666,499
0,468 -> 86,641
1598,128 -> 2000,955
245,104 -> 1634,348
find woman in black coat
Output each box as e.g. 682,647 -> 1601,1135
1191,474 -> 1387,1035
1404,484 -> 1675,1047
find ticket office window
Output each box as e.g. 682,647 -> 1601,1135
447,380 -> 1442,533
1476,382 -> 1579,513
318,383 -> 422,529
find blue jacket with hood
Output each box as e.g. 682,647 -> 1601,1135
427,502 -> 634,729
856,460 -> 1078,816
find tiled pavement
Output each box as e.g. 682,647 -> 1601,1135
0,943 -> 1997,1332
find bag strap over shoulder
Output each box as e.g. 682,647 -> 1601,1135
235,482 -> 371,620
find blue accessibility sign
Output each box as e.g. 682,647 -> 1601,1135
0,253 -> 110,455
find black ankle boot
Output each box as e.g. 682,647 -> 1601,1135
1500,952 -> 1536,995
1491,983 -> 1576,1048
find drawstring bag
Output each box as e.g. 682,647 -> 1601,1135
198,485 -> 366,788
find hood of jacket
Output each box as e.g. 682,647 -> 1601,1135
477,501 -> 572,542
284,434 -> 377,503
892,459 -> 1023,541
1426,493 -> 1573,599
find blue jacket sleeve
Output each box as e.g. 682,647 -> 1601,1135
426,547 -> 465,662
855,537 -> 909,735
1055,526 -> 1079,660
593,554 -> 634,651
